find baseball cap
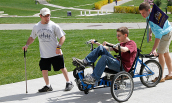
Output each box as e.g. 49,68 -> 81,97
40,8 -> 51,16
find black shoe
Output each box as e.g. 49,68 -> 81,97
38,85 -> 53,92
72,57 -> 88,67
65,82 -> 74,91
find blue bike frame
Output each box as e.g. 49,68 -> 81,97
133,57 -> 154,78
77,70 -> 112,90
77,56 -> 155,91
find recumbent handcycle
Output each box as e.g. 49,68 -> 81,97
72,40 -> 162,102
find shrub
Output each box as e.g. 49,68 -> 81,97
154,0 -> 162,7
95,0 -> 113,10
167,0 -> 172,6
167,6 -> 172,14
134,6 -> 140,14
46,0 -> 51,2
110,0 -> 113,3
95,2 -> 102,10
114,6 -> 140,14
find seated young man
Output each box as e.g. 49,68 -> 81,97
73,27 -> 137,84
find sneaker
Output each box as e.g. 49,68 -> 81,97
38,85 -> 53,92
65,82 -> 74,91
82,75 -> 96,84
94,81 -> 99,87
72,57 -> 88,67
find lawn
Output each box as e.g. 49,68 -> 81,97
1,29 -> 172,85
48,0 -> 99,9
1,0 -> 172,24
1,0 -> 172,85
0,0 -> 54,16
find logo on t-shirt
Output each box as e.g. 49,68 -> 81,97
38,29 -> 52,42
39,32 -> 50,39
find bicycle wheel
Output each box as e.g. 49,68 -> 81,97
111,71 -> 134,102
140,60 -> 162,87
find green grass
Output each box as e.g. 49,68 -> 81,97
0,0 -> 98,17
0,0 -> 56,16
1,0 -> 172,85
1,0 -> 172,24
1,29 -> 172,85
121,0 -> 168,10
1,13 -> 172,24
0,13 -> 145,24
48,0 -> 99,9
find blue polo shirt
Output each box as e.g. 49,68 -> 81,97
146,15 -> 172,39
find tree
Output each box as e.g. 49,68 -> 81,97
154,0 -> 162,7
144,0 -> 154,5
167,0 -> 172,6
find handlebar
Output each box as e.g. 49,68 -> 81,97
141,54 -> 158,59
106,44 -> 113,47
86,39 -> 98,51
86,40 -> 114,48
85,39 -> 98,44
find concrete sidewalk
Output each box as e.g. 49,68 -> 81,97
0,65 -> 172,103
1,22 -> 172,103
1,24 -> 172,103
1,1 -> 172,103
101,0 -> 132,12
0,23 -> 147,30
1,22 -> 172,30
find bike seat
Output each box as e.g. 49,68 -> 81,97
104,67 -> 118,74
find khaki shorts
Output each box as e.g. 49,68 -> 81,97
157,30 -> 172,54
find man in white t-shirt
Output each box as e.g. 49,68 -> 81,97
22,8 -> 73,92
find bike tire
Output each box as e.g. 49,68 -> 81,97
140,60 -> 162,87
111,71 -> 134,102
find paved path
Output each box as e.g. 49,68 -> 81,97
1,22 -> 172,30
0,23 -> 147,30
0,60 -> 172,103
101,0 -> 132,12
43,0 -> 132,12
43,3 -> 91,11
0,23 -> 172,103
0,0 -> 131,17
1,1 -> 172,103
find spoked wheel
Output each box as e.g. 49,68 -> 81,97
140,60 -> 162,87
111,71 -> 134,102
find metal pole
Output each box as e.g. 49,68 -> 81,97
140,19 -> 149,51
24,49 -> 28,93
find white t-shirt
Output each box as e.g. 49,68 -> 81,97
30,20 -> 66,58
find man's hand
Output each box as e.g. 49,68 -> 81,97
22,45 -> 28,51
56,48 -> 62,55
103,41 -> 108,46
150,49 -> 158,56
90,39 -> 96,44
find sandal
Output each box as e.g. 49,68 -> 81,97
165,75 -> 172,80
152,77 -> 165,83
160,78 -> 165,83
